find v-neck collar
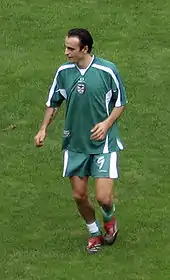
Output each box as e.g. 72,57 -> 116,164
76,55 -> 95,76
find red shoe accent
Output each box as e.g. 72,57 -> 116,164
104,217 -> 118,245
87,235 -> 103,253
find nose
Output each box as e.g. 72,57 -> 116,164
65,47 -> 69,55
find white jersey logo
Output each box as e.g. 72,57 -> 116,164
76,78 -> 86,94
97,156 -> 105,169
63,130 -> 70,137
76,82 -> 86,94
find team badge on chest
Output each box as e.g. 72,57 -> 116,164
76,77 -> 86,94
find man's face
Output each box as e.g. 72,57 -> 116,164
64,36 -> 88,63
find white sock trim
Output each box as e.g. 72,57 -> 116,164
86,221 -> 100,234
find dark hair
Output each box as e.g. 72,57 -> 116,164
67,28 -> 93,53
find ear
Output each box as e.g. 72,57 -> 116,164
83,45 -> 89,53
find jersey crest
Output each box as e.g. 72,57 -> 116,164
76,77 -> 86,94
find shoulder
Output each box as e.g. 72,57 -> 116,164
92,57 -> 118,74
57,62 -> 75,73
53,62 -> 76,80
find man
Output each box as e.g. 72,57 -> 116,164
34,28 -> 127,254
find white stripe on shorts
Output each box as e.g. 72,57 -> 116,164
63,150 -> 68,177
109,152 -> 118,179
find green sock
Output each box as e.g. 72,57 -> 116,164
101,204 -> 115,222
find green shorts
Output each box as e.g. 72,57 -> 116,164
63,150 -> 118,178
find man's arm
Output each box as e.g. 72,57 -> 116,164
91,64 -> 127,141
104,106 -> 125,128
34,106 -> 58,147
91,105 -> 125,141
39,106 -> 58,131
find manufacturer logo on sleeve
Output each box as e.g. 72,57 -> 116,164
63,130 -> 70,137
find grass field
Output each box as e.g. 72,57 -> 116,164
0,0 -> 170,279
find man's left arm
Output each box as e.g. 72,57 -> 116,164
91,105 -> 125,141
91,65 -> 127,141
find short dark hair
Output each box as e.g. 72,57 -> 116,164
67,28 -> 93,53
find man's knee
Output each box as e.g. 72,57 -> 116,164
70,176 -> 89,203
95,178 -> 113,206
72,189 -> 88,203
96,195 -> 112,206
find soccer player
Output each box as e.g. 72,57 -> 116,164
34,28 -> 127,253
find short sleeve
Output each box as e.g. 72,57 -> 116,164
111,65 -> 128,107
46,69 -> 66,108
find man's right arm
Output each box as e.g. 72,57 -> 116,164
34,106 -> 58,147
35,67 -> 65,147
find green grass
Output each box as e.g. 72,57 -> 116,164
1,0 -> 170,279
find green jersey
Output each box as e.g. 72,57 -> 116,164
46,56 -> 127,154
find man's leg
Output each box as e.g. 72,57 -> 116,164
70,176 -> 95,223
95,178 -> 118,245
70,176 -> 103,253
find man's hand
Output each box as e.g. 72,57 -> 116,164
91,106 -> 126,141
34,107 -> 58,147
34,130 -> 46,147
91,120 -> 110,141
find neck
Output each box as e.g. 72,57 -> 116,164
77,54 -> 93,69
